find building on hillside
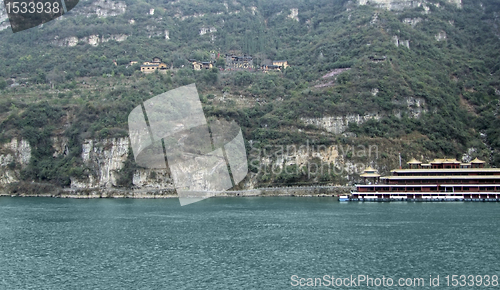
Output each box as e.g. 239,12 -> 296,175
225,54 -> 253,70
189,59 -> 214,70
141,57 -> 168,74
272,60 -> 289,69
202,62 -> 213,69
261,64 -> 281,72
192,62 -> 203,70
261,60 -> 289,72
368,56 -> 387,63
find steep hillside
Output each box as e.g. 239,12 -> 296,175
0,0 -> 499,192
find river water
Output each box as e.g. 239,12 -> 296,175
0,197 -> 498,289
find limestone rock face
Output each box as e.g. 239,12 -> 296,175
51,137 -> 69,157
393,97 -> 427,118
133,169 -> 173,188
70,137 -> 175,190
301,113 -> 382,135
393,35 -> 410,49
74,0 -> 127,17
402,17 -> 422,27
0,136 -> 176,191
75,138 -> 130,188
199,27 -> 217,36
358,0 -> 462,10
288,8 -> 299,21
56,36 -> 79,47
0,139 -> 31,185
0,5 -> 9,31
435,30 -> 447,41
51,34 -> 129,47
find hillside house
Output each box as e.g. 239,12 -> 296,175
190,59 -> 214,70
261,64 -> 281,71
272,60 -> 289,69
225,54 -> 253,70
141,57 -> 168,74
262,60 -> 289,72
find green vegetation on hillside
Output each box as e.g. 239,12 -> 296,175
0,0 -> 499,186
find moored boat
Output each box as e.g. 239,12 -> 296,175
344,158 -> 500,202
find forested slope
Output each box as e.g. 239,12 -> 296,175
0,0 -> 499,188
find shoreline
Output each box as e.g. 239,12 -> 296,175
0,187 -> 350,199
0,192 -> 344,199
0,182 -> 352,199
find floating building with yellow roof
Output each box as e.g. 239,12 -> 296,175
344,157 -> 500,202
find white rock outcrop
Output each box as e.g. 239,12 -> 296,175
435,30 -> 447,41
358,0 -> 462,10
393,97 -> 427,118
51,34 -> 129,47
199,27 -> 217,36
71,137 -> 174,189
0,139 -> 31,185
75,138 -> 129,188
82,35 -> 100,46
393,35 -> 410,49
74,0 -> 126,17
0,4 -> 9,31
133,169 -> 173,188
301,113 -> 382,134
52,137 -> 69,157
288,8 -> 299,21
402,17 -> 422,27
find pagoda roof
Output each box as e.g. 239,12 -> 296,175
391,168 -> 500,173
382,175 -> 500,180
407,158 -> 422,164
361,166 -> 380,177
360,173 -> 381,178
471,158 -> 486,163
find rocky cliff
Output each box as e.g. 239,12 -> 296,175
0,3 -> 9,31
358,0 -> 462,10
0,135 -> 382,195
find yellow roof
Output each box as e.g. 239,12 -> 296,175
407,158 -> 421,164
361,166 -> 380,177
391,168 -> 500,173
360,173 -> 381,178
383,175 -> 500,180
471,158 -> 486,163
364,166 -> 379,172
